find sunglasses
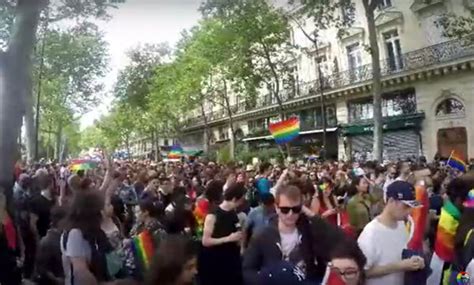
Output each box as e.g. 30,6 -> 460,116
279,205 -> 302,214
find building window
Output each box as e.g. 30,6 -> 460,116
379,0 -> 392,9
340,0 -> 353,23
349,88 -> 416,122
326,106 -> 337,126
347,43 -> 363,81
287,65 -> 299,98
164,139 -> 169,146
288,28 -> 295,46
315,54 -> 331,88
436,98 -> 465,116
384,30 -> 403,71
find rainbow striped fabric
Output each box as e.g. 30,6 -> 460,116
168,144 -> 183,159
407,185 -> 428,251
69,159 -> 98,171
434,200 -> 461,262
463,189 -> 474,208
447,150 -> 467,172
132,230 -> 155,270
193,198 -> 209,239
428,199 -> 461,285
269,117 -> 300,144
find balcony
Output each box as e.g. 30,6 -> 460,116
184,36 -> 474,128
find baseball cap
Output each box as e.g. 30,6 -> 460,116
259,261 -> 312,285
386,181 -> 421,208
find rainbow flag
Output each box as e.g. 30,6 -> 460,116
407,185 -> 428,251
132,230 -> 155,270
447,150 -> 467,172
427,199 -> 461,285
269,117 -> 300,145
463,189 -> 474,208
168,144 -> 183,159
69,159 -> 98,171
193,198 -> 209,239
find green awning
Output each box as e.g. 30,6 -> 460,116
341,113 -> 425,136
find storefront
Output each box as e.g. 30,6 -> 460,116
243,128 -> 339,159
341,113 -> 425,161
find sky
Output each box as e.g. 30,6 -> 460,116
79,0 -> 202,128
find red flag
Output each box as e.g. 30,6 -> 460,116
325,269 -> 346,285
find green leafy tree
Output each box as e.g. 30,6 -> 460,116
201,0 -> 298,157
29,22 -> 109,161
0,0 -> 122,200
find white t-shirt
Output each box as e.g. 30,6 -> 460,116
280,229 -> 300,261
358,218 -> 409,285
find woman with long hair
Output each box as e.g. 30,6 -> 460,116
311,177 -> 338,225
346,176 -> 377,236
61,191 -> 113,284
145,235 -> 198,285
0,191 -> 22,285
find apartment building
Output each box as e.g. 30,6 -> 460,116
181,0 -> 474,161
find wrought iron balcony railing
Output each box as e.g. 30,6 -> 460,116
184,36 -> 474,128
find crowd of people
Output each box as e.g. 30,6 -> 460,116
0,154 -> 473,285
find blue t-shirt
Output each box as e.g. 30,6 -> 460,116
255,177 -> 271,195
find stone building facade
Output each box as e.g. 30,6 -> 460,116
181,0 -> 474,161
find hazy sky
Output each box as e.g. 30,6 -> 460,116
80,0 -> 202,128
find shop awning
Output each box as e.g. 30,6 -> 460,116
341,112 -> 425,136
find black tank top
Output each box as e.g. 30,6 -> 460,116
211,207 -> 239,239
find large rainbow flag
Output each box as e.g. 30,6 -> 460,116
168,144 -> 183,159
132,230 -> 155,270
427,199 -> 461,285
447,150 -> 467,172
268,117 -> 300,145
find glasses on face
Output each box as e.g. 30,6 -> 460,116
329,263 -> 360,280
278,205 -> 302,214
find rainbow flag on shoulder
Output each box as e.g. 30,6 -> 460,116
447,150 -> 467,172
269,117 -> 300,144
168,144 -> 183,159
132,230 -> 155,270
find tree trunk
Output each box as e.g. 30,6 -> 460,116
55,123 -> 63,161
0,0 -> 44,209
200,100 -> 211,153
125,135 -> 131,159
24,78 -> 35,163
59,137 -> 67,163
363,0 -> 383,162
222,80 -> 235,161
261,41 -> 290,158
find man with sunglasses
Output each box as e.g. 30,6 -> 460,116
243,185 -> 318,285
357,181 -> 425,285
